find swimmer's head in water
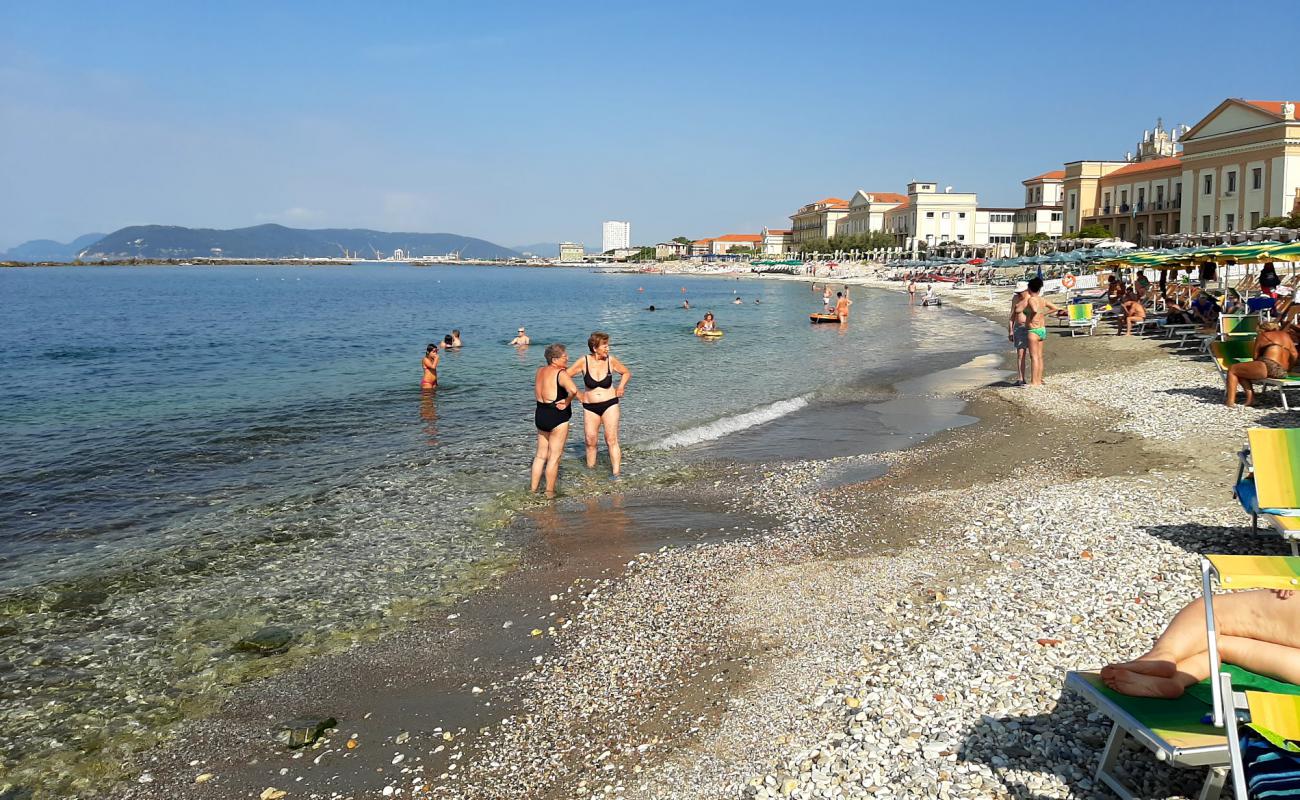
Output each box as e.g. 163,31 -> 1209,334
426,343 -> 438,355
704,312 -> 714,320
587,331 -> 609,353
444,334 -> 454,345
452,329 -> 461,337
543,343 -> 567,363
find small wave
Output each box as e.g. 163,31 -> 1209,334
649,396 -> 811,450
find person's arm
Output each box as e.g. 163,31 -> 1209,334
565,357 -> 586,379
611,357 -> 631,397
557,372 -> 584,408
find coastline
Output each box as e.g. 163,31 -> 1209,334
102,278 -> 1282,800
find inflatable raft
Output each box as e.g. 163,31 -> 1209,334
694,328 -> 724,339
809,313 -> 840,324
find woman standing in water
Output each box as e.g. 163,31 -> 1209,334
568,332 -> 631,480
421,343 -> 440,390
531,343 -> 586,498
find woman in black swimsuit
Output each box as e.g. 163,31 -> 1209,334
567,331 -> 631,479
531,343 -> 586,498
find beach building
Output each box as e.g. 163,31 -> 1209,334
690,239 -> 713,256
602,221 -> 630,253
835,190 -> 909,237
558,242 -> 585,262
1013,171 -> 1065,242
654,241 -> 689,259
1061,99 -> 1300,243
760,228 -> 793,255
708,233 -> 762,255
882,182 -> 979,251
975,208 -> 1017,251
789,197 -> 850,248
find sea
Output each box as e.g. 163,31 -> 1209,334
0,263 -> 1003,794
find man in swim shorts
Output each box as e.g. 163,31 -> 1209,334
509,327 -> 530,346
1008,289 -> 1029,385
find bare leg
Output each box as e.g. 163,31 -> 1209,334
543,424 -> 569,498
602,404 -> 622,477
530,432 -> 549,493
1016,348 -> 1026,383
582,409 -> 601,469
1102,590 -> 1300,697
1227,362 -> 1268,407
1028,332 -> 1045,385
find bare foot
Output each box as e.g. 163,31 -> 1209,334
1102,658 -> 1177,678
1101,667 -> 1186,698
544,490 -> 556,499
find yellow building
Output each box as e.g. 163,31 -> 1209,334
835,190 -> 908,237
789,197 -> 850,248
1062,99 -> 1300,242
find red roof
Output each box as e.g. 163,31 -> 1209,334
1240,100 -> 1297,117
1105,156 -> 1183,179
713,234 -> 762,242
1024,170 -> 1065,183
865,192 -> 907,204
886,199 -> 911,212
692,239 -> 712,246
764,229 -> 791,235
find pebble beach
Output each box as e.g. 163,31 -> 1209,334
105,276 -> 1295,800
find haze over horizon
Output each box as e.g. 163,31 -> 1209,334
2,0 -> 1294,252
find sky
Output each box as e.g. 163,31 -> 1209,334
2,0 -> 1296,251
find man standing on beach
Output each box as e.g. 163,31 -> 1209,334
1008,288 -> 1029,385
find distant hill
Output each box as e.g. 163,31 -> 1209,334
77,224 -> 521,260
4,233 -> 106,261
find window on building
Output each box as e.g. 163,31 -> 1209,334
1119,223 -> 1127,240
1253,168 -> 1263,190
1026,189 -> 1033,204
957,235 -> 965,241
926,211 -> 935,218
1120,190 -> 1128,205
1051,212 -> 1062,221
1227,171 -> 1237,193
1156,185 -> 1164,205
1226,214 -> 1235,231
1104,192 -> 1111,209
1173,218 -> 1180,233
1137,188 -> 1145,206
1252,211 -> 1261,228
958,212 -> 966,219
1035,187 -> 1042,203
941,212 -> 950,219
1070,193 -> 1076,210
1202,215 -> 1211,232
1203,174 -> 1213,194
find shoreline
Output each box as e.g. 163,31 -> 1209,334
96,279 -> 1287,800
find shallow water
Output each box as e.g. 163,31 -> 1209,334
0,264 -> 1002,795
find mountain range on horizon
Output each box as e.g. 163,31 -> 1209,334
4,224 -> 522,261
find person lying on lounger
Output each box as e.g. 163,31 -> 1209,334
1101,588 -> 1300,698
1226,321 -> 1298,407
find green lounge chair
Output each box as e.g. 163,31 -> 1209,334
1233,429 -> 1300,555
1211,338 -> 1259,386
1066,303 -> 1098,336
1220,314 -> 1261,340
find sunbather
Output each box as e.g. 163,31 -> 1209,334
1226,321 -> 1298,407
1101,588 -> 1300,698
1118,292 -> 1146,336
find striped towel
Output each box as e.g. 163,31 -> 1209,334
1244,735 -> 1300,798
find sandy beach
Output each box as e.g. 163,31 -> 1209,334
102,275 -> 1291,800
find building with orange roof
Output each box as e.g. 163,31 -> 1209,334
1062,99 -> 1300,242
760,228 -> 793,255
836,190 -> 909,238
1013,171 -> 1065,241
789,197 -> 851,248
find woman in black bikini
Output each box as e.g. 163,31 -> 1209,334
568,332 -> 631,479
531,343 -> 586,498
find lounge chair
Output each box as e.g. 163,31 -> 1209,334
1066,303 -> 1099,336
1200,555 -> 1300,798
1211,338 -> 1259,385
1233,429 -> 1300,556
1219,315 -> 1261,341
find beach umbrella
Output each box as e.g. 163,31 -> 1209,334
1265,242 -> 1300,262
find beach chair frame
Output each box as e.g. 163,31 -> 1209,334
1065,671 -> 1230,799
1066,303 -> 1098,337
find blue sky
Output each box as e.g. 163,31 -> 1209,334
2,0 -> 1294,251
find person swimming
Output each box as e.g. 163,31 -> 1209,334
567,332 -> 631,480
531,343 -> 587,498
448,329 -> 463,348
732,297 -> 742,305
646,305 -> 656,311
682,299 -> 690,309
421,343 -> 439,389
698,312 -> 716,331
509,327 -> 530,346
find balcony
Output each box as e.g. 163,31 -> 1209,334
1086,198 -> 1182,218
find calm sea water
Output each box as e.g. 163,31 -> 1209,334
0,264 -> 1001,793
